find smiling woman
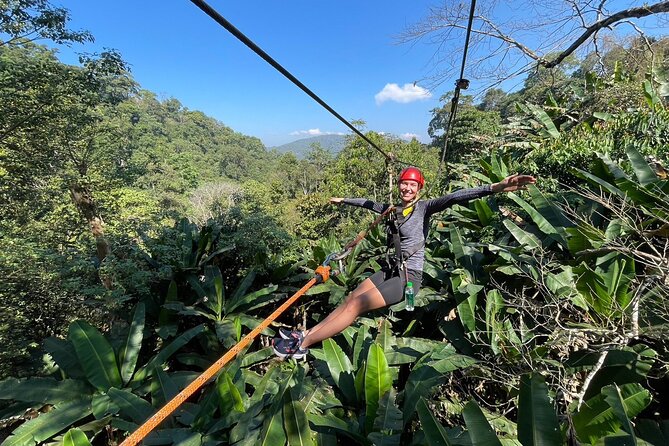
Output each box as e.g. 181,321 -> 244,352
272,167 -> 536,359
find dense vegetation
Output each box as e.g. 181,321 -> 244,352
1,2 -> 668,445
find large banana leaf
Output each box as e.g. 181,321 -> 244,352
507,192 -> 567,248
353,324 -> 372,369
527,185 -> 573,228
150,367 -> 179,409
485,290 -> 505,355
228,365 -> 295,444
158,280 -> 179,339
567,345 -> 655,400
217,371 -> 244,413
573,383 -> 651,444
375,319 -> 394,354
225,284 -> 279,314
370,389 -> 402,443
43,337 -> 86,379
119,303 -> 145,384
403,354 -> 477,425
364,343 -> 392,434
625,145 -> 659,186
283,387 -> 315,446
203,265 -> 225,320
517,374 -> 562,446
259,403 -> 285,446
68,320 -> 122,391
107,388 -> 155,425
462,401 -> 503,446
503,220 -> 542,250
525,103 -> 560,139
602,385 -> 637,443
0,378 -> 90,403
321,339 -> 356,404
308,413 -> 371,446
416,397 -> 452,446
62,428 -> 92,446
133,324 -> 205,382
1,397 -> 92,446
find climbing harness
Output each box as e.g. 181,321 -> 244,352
120,265 -> 332,446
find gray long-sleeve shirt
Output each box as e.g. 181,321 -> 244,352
343,185 -> 494,271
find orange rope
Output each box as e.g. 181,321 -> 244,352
120,266 -> 330,446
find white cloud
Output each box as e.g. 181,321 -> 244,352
400,133 -> 419,140
375,83 -> 432,105
290,129 -> 346,136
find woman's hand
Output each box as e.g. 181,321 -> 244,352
491,174 -> 536,193
330,197 -> 344,205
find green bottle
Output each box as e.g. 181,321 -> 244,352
405,281 -> 415,311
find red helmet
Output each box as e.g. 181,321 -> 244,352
399,167 -> 424,189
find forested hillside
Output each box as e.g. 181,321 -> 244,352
1,1 -> 668,445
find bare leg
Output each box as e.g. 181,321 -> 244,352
301,279 -> 386,349
304,278 -> 377,339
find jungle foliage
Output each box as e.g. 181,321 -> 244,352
1,2 -> 668,445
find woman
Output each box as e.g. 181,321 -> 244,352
273,167 -> 536,359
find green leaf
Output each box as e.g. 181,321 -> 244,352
203,265 -> 225,320
503,220 -> 541,249
416,397 -> 452,445
353,324 -> 372,369
0,378 -> 90,403
226,284 -> 279,314
365,343 -> 392,434
68,320 -> 122,391
107,388 -> 155,424
283,388 -> 315,446
217,371 -> 245,413
62,428 -> 92,446
573,383 -> 651,444
642,80 -> 661,108
134,324 -> 205,382
403,354 -> 477,424
625,144 -> 658,186
373,389 -> 403,434
43,337 -> 85,379
308,413 -> 371,445
526,103 -> 560,139
602,385 -> 637,441
150,367 -> 179,409
1,397 -> 92,446
120,303 -> 145,384
158,280 -> 178,335
508,191 -> 567,247
462,401 -> 503,446
517,374 -> 561,446
474,199 -> 494,226
259,401 -> 285,446
376,318 -> 394,353
322,339 -> 356,403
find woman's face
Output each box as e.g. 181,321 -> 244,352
398,180 -> 419,204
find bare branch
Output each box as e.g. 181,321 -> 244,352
543,1 -> 669,68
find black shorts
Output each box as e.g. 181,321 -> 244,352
369,268 -> 422,305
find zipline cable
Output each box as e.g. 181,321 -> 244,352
189,0 -> 397,163
435,0 -> 477,183
119,266 -> 332,446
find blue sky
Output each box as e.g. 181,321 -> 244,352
51,1 -> 444,147
48,1 -> 665,148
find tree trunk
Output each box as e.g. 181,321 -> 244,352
69,182 -> 112,288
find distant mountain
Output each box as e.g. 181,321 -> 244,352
270,134 -> 348,158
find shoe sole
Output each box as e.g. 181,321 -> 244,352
272,338 -> 308,359
273,349 -> 307,360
